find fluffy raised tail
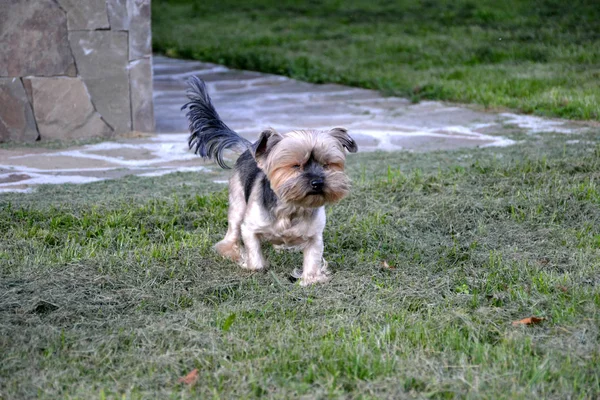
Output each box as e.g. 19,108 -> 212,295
182,76 -> 251,169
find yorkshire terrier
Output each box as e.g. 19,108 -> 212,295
182,77 -> 357,285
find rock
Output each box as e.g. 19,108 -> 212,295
26,77 -> 113,140
107,0 -> 129,30
56,0 -> 110,30
130,58 -> 155,132
22,79 -> 34,105
0,0 -> 76,77
0,78 -> 39,142
69,31 -> 131,133
128,0 -> 152,60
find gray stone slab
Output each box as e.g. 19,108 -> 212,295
390,135 -> 495,151
56,0 -> 110,30
180,71 -> 269,84
153,80 -> 188,93
22,79 -> 34,105
0,78 -> 39,142
2,153 -> 120,170
87,147 -> 155,161
350,133 -> 380,148
0,0 -> 76,77
130,58 -> 155,132
128,0 -> 152,60
153,64 -> 229,80
69,31 -> 131,133
388,103 -> 500,129
107,0 -> 129,30
0,173 -> 31,184
26,77 -> 113,141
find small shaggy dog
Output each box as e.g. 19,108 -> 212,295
182,77 -> 357,285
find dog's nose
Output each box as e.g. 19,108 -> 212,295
310,178 -> 324,190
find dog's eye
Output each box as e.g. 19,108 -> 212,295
323,163 -> 330,169
292,164 -> 301,169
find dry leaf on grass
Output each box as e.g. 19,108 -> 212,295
381,260 -> 395,269
178,368 -> 199,385
512,316 -> 545,326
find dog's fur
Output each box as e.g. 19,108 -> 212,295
182,77 -> 357,285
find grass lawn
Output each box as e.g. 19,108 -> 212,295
152,0 -> 600,121
1,128 -> 599,398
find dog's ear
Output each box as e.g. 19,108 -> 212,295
251,128 -> 282,164
329,127 -> 358,153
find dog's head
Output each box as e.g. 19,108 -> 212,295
251,128 -> 357,208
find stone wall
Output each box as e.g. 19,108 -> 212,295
0,0 -> 154,142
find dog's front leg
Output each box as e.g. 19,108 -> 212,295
300,236 -> 330,286
240,224 -> 267,270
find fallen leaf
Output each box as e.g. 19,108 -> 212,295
178,369 -> 199,385
537,257 -> 550,266
512,316 -> 545,327
381,260 -> 395,269
557,285 -> 569,293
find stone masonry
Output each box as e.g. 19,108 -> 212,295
0,0 -> 154,142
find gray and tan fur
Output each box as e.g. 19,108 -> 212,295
183,76 -> 357,285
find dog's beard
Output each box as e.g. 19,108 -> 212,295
274,170 -> 351,208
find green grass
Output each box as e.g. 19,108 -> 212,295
152,0 -> 600,121
1,130 -> 600,398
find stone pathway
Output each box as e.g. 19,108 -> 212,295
0,55 -> 591,193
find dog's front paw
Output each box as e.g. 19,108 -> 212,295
238,253 -> 267,271
240,262 -> 267,271
215,240 -> 242,263
296,258 -> 330,286
299,272 -> 330,286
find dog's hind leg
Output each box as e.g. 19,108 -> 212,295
240,223 -> 266,270
215,174 -> 245,263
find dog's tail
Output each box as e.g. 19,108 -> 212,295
182,76 -> 251,169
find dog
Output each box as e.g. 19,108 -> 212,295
182,76 -> 357,285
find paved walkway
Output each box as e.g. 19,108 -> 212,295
0,55 -> 591,193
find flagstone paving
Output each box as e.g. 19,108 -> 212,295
0,55 -> 592,193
